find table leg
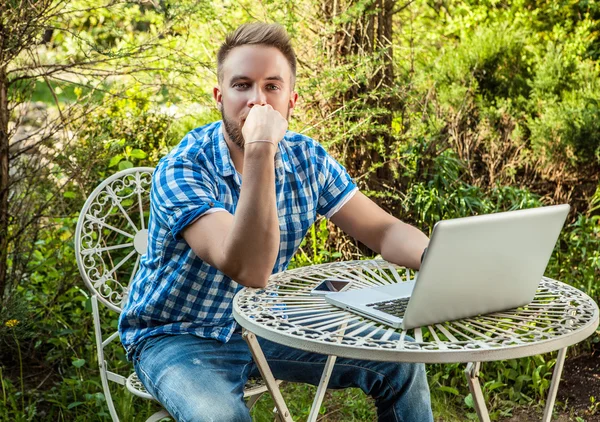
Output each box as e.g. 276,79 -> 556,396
542,347 -> 567,422
465,362 -> 491,422
242,329 -> 293,422
307,354 -> 338,422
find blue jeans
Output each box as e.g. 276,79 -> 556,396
133,332 -> 433,422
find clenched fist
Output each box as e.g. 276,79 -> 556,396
242,104 -> 288,146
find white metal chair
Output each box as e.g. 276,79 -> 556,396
75,167 -> 276,422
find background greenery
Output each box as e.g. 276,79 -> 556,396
0,0 -> 599,421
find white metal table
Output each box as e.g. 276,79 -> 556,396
233,259 -> 599,422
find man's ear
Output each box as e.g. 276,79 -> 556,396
213,87 -> 223,110
288,91 -> 299,115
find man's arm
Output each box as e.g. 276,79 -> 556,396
330,192 -> 429,270
182,105 -> 287,288
181,144 -> 279,288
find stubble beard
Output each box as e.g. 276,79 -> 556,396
221,108 -> 245,150
221,105 -> 290,151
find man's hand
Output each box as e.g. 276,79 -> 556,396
242,104 -> 288,146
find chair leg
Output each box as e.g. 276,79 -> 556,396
464,362 -> 491,422
144,409 -> 172,422
542,347 -> 568,422
273,408 -> 285,422
99,362 -> 120,422
307,321 -> 346,422
307,354 -> 337,422
92,295 -> 120,422
243,329 -> 293,422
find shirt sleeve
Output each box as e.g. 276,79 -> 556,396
314,143 -> 357,217
151,156 -> 227,240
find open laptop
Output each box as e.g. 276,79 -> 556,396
325,204 -> 570,330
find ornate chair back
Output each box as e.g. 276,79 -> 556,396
75,167 -> 162,421
76,167 -> 154,312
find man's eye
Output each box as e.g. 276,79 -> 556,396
233,83 -> 249,89
267,85 -> 280,90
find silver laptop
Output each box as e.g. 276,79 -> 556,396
325,204 -> 570,329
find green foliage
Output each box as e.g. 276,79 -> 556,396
408,0 -> 600,193
547,214 -> 600,301
529,89 -> 600,168
289,219 -> 344,268
0,214 -> 167,421
436,21 -> 532,103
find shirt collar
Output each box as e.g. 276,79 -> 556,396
212,121 -> 294,181
213,122 -> 236,178
275,136 -> 294,177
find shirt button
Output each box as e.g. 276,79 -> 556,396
208,202 -> 214,207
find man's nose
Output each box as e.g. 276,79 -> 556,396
248,87 -> 268,107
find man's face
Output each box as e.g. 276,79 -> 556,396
214,45 -> 298,149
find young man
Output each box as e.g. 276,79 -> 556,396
119,23 -> 432,422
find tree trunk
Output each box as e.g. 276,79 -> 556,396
314,0 -> 399,257
321,0 -> 397,188
0,65 -> 9,302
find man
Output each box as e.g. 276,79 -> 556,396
119,22 -> 432,422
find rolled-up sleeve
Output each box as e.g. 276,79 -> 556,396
152,157 -> 227,240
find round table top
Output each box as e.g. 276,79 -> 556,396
233,259 -> 599,363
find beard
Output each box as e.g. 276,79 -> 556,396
221,104 -> 291,151
221,108 -> 246,150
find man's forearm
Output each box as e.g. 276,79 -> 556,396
380,221 -> 429,271
221,145 -> 280,287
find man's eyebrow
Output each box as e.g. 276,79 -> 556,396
230,75 -> 250,83
265,76 -> 284,82
229,75 -> 285,83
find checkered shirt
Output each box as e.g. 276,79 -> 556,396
118,121 -> 357,359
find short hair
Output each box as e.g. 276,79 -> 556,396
217,22 -> 297,86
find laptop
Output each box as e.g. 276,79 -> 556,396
325,204 -> 570,330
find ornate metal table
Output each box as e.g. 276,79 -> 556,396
233,259 -> 599,422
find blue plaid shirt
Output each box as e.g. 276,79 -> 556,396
119,121 -> 357,359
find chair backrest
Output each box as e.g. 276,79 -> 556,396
75,167 -> 155,313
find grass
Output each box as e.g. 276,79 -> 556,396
129,381 -> 470,421
1,364 -> 472,421
430,388 -> 468,422
251,383 -> 377,421
249,381 -> 469,421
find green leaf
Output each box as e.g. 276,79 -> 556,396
464,393 -> 474,408
486,381 -> 506,391
63,191 -> 76,199
108,154 -> 123,168
130,148 -> 147,159
118,160 -> 134,171
72,358 -> 86,368
68,401 -> 84,409
437,386 -> 460,395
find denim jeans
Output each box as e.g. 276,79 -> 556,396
133,332 -> 433,422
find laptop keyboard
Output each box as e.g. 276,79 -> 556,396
367,297 -> 410,318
